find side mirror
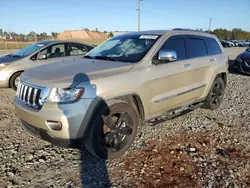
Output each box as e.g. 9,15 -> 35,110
246,48 -> 250,52
157,49 -> 177,63
38,54 -> 47,60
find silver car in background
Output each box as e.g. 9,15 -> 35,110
0,40 -> 94,90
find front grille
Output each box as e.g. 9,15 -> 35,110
16,82 -> 43,109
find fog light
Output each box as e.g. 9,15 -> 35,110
46,120 -> 62,131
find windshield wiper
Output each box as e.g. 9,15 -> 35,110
83,55 -> 93,59
94,56 -> 118,62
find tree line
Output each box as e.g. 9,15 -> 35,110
1,31 -> 60,42
1,29 -> 114,42
212,28 -> 250,40
1,28 -> 249,42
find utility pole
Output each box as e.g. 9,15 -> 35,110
137,0 -> 142,31
208,17 -> 212,32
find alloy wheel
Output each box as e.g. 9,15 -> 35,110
14,76 -> 20,88
102,112 -> 134,152
211,82 -> 223,107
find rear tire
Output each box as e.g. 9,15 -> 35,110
84,99 -> 139,160
10,72 -> 22,91
203,77 -> 225,110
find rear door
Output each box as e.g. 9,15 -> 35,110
65,43 -> 90,57
206,37 -> 227,68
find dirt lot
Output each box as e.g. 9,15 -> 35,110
0,48 -> 249,188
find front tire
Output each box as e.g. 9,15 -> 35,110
203,77 -> 225,110
84,99 -> 139,160
10,72 -> 22,91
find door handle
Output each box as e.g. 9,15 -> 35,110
209,58 -> 215,62
183,63 -> 191,68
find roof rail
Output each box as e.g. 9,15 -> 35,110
172,28 -> 205,33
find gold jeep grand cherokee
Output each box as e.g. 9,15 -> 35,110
14,29 -> 229,160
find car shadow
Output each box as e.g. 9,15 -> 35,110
57,73 -> 112,188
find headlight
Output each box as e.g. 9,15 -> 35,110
48,88 -> 84,103
235,56 -> 243,63
0,63 -> 10,71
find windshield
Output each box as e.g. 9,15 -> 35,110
11,43 -> 45,57
85,34 -> 161,63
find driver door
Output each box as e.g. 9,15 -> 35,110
147,35 -> 196,116
36,43 -> 68,64
30,43 -> 75,69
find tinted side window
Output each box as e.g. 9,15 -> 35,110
187,38 -> 207,58
207,38 -> 222,55
39,44 -> 65,59
161,37 -> 186,60
67,44 -> 89,56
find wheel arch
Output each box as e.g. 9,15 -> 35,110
9,70 -> 24,88
107,93 -> 145,122
80,93 -> 145,142
215,72 -> 227,86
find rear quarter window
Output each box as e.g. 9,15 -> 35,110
206,38 -> 222,55
187,38 -> 207,58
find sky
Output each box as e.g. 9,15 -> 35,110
0,0 -> 249,34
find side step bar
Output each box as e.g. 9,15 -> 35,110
147,102 -> 204,125
165,102 -> 204,120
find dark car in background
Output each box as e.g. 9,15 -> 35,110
238,40 -> 248,47
230,40 -> 239,47
245,40 -> 250,47
220,40 -> 233,47
233,47 -> 250,74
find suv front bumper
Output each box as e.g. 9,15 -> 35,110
233,60 -> 250,75
14,97 -> 96,148
20,119 -> 83,148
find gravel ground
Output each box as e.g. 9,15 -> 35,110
0,48 -> 249,188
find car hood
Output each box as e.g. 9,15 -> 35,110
238,51 -> 250,61
21,58 -> 134,88
0,54 -> 23,64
